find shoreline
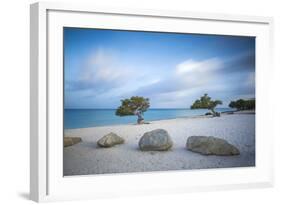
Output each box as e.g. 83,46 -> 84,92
64,109 -> 255,130
64,114 -> 211,130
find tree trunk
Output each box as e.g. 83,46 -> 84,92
136,111 -> 144,124
210,108 -> 216,117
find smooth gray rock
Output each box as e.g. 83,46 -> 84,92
139,129 -> 173,151
186,136 -> 240,156
64,137 -> 82,147
97,132 -> 125,148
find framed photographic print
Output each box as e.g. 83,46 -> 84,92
30,2 -> 274,202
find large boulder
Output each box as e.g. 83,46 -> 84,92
97,132 -> 125,148
186,136 -> 240,156
64,137 -> 82,147
139,129 -> 173,151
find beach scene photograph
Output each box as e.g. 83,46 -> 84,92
63,27 -> 255,176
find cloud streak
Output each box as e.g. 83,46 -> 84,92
66,49 -> 133,93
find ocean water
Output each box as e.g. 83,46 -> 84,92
64,108 -> 235,129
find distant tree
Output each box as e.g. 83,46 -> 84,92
245,99 -> 255,110
115,96 -> 150,124
190,94 -> 222,117
228,99 -> 255,111
236,99 -> 246,110
229,101 -> 236,109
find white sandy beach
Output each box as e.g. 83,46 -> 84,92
64,113 -> 255,176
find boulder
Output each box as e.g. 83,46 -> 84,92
186,136 -> 240,156
139,129 -> 173,151
64,137 -> 82,147
97,132 -> 125,148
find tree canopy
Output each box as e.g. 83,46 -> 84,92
115,96 -> 150,116
229,99 -> 255,110
190,94 -> 222,113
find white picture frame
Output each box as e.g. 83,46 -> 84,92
30,2 -> 274,202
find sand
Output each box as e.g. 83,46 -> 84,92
63,113 -> 255,176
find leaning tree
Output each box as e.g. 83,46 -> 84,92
115,96 -> 150,124
190,94 -> 222,117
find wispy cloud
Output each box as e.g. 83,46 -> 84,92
66,49 -> 133,93
176,58 -> 223,74
133,57 -> 224,96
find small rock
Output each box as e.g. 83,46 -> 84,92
136,120 -> 150,125
64,137 -> 82,147
97,132 -> 125,148
186,136 -> 240,156
215,112 -> 221,117
139,129 -> 173,151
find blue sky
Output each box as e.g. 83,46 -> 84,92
64,27 -> 255,109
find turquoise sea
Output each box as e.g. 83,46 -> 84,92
64,108 -> 235,129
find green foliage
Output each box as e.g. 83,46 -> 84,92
190,94 -> 222,113
115,96 -> 150,116
228,99 -> 255,110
